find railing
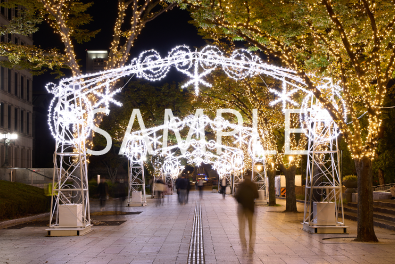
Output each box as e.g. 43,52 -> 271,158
0,168 -> 53,188
372,183 -> 395,192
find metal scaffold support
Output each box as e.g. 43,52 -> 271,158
46,90 -> 92,237
252,160 -> 266,191
302,98 -> 346,234
127,161 -> 147,206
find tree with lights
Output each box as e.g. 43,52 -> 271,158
1,0 -> 177,75
177,0 -> 395,241
1,0 -> 178,180
0,0 -> 67,73
197,71 -> 307,211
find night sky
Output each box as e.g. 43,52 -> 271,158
34,5 -> 206,91
32,3 -> 206,168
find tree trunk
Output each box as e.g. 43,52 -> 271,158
279,164 -> 298,212
378,168 -> 385,185
104,162 -> 118,183
267,169 -> 276,206
354,156 -> 378,242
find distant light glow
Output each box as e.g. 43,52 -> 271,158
0,133 -> 18,140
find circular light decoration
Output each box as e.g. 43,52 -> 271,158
232,152 -> 244,171
213,158 -> 233,176
210,116 -> 228,131
300,79 -> 347,142
168,45 -> 193,72
168,117 -> 185,131
223,49 -> 256,80
162,156 -> 181,178
199,45 -> 223,71
206,139 -> 217,150
48,88 -> 93,144
137,49 -> 170,81
124,134 -> 147,163
248,134 -> 266,162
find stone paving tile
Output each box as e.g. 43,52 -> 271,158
199,192 -> 395,264
1,192 -> 395,264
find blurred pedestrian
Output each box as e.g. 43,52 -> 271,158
155,178 -> 165,206
166,182 -> 173,203
178,175 -> 188,205
98,178 -> 108,211
149,178 -> 153,197
186,176 -> 191,203
175,176 -> 182,204
234,177 -> 259,253
115,179 -> 127,214
198,178 -> 204,199
220,177 -> 227,199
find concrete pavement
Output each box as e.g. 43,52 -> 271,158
0,191 -> 395,264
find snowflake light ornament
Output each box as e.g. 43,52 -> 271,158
93,85 -> 123,109
269,80 -> 299,112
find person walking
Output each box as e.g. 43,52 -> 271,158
186,176 -> 191,203
198,178 -> 204,199
178,175 -> 188,205
155,179 -> 165,206
234,177 -> 259,253
175,176 -> 182,204
114,179 -> 127,214
98,178 -> 108,211
220,177 -> 227,199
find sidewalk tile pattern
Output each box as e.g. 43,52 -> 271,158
0,192 -> 395,264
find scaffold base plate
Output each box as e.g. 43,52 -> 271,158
302,223 -> 348,234
127,202 -> 147,207
46,225 -> 92,237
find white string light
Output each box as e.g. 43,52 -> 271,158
46,44 -> 348,174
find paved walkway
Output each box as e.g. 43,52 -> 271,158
1,191 -> 395,264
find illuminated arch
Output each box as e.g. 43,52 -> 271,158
46,44 -> 346,234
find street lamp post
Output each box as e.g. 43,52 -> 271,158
253,161 -> 265,191
1,133 -> 18,168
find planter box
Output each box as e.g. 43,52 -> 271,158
352,192 -> 391,203
352,193 -> 358,203
59,204 -> 83,227
373,191 -> 392,200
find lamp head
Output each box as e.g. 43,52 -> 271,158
0,133 -> 18,140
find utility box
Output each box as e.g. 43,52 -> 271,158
131,191 -> 143,203
59,204 -> 83,227
275,175 -> 285,196
258,190 -> 266,200
275,175 -> 302,196
313,202 -> 336,226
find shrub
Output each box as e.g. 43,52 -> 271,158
88,179 -> 98,198
296,194 -> 305,200
343,175 -> 358,188
88,180 -> 117,198
0,180 -> 50,221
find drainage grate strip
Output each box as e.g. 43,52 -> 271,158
188,203 -> 204,264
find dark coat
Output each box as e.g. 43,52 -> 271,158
98,182 -> 108,199
234,179 -> 259,213
115,182 -> 127,200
